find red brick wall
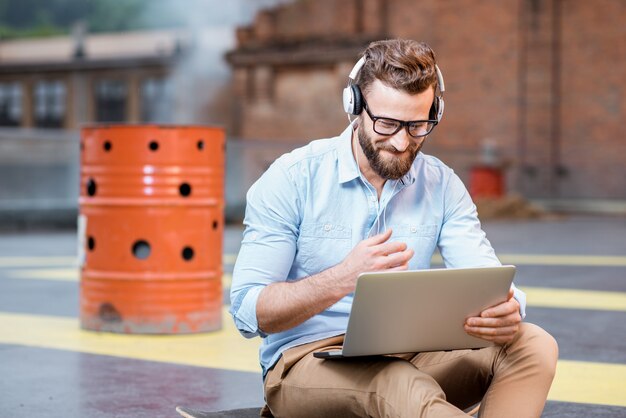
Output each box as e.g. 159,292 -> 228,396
228,0 -> 626,199
557,0 -> 626,198
410,0 -> 520,184
240,65 -> 349,141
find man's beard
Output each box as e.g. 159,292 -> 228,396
357,126 -> 421,180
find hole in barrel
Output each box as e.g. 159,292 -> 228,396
149,141 -> 159,151
212,220 -> 219,230
182,246 -> 194,261
103,141 -> 112,152
86,179 -> 97,196
179,183 -> 191,197
197,140 -> 204,150
132,240 -> 151,260
99,303 -> 122,323
87,236 -> 95,251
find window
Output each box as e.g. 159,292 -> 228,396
95,79 -> 127,122
141,77 -> 172,123
34,80 -> 67,128
0,82 -> 22,127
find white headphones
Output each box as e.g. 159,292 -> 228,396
342,56 -> 446,122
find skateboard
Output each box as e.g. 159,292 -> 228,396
176,406 -> 215,418
176,405 -> 260,418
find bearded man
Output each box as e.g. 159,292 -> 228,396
230,39 -> 558,418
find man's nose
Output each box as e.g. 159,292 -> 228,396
389,129 -> 412,152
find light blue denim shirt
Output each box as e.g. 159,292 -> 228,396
230,125 -> 527,376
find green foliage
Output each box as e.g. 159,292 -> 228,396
0,24 -> 65,39
0,0 -> 187,39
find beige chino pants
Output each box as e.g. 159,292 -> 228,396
262,323 -> 558,418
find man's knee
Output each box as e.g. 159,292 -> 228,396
512,323 -> 559,378
368,359 -> 446,416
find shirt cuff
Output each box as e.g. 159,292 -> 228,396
230,285 -> 266,338
512,284 -> 527,320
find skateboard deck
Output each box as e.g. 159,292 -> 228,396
176,406 -> 215,418
176,406 -> 260,418
176,406 -> 213,418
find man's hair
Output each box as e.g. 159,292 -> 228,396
355,39 -> 438,96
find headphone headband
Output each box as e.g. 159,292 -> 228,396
342,56 -> 446,122
348,56 -> 366,80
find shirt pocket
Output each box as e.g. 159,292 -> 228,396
390,224 -> 439,268
296,222 -> 352,276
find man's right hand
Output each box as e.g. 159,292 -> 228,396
332,229 -> 414,295
256,229 -> 414,334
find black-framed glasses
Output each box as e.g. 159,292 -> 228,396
362,97 -> 438,138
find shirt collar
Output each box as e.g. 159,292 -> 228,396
337,124 -> 360,184
336,123 -> 419,187
402,156 -> 417,186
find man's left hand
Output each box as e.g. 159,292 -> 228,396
464,289 -> 521,345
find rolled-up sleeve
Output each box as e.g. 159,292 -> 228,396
438,171 -> 527,318
229,160 -> 301,338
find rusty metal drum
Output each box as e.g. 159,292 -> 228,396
79,125 -> 225,334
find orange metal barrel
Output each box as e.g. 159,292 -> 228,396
79,125 -> 225,334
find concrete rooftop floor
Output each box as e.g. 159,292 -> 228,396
1,215 -> 625,417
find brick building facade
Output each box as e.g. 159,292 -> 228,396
226,0 -> 625,200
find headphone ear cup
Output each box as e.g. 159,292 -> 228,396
351,84 -> 363,115
429,101 -> 437,120
343,84 -> 363,115
430,96 -> 445,122
342,86 -> 354,114
436,97 -> 444,122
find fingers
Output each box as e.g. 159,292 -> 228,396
465,307 -> 522,345
353,231 -> 414,273
480,297 -> 520,318
384,248 -> 414,268
377,241 -> 408,256
365,228 -> 393,245
466,312 -> 521,329
387,263 -> 410,271
465,325 -> 519,345
368,249 -> 414,271
464,323 -> 519,337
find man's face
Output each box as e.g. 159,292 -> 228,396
357,80 -> 435,180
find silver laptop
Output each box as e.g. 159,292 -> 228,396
314,265 -> 516,359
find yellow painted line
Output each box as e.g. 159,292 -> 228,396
0,311 -> 625,406
0,255 -> 239,268
3,269 -> 234,289
0,309 -> 260,373
4,268 -> 79,281
550,360 -> 626,407
430,253 -> 626,267
4,267 -> 626,312
522,287 -> 626,312
3,253 -> 625,269
0,256 -> 77,268
223,273 -> 232,289
499,254 -> 626,267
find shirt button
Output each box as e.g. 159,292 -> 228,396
324,224 -> 332,231
369,195 -> 377,202
410,226 -> 417,233
250,232 -> 258,241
